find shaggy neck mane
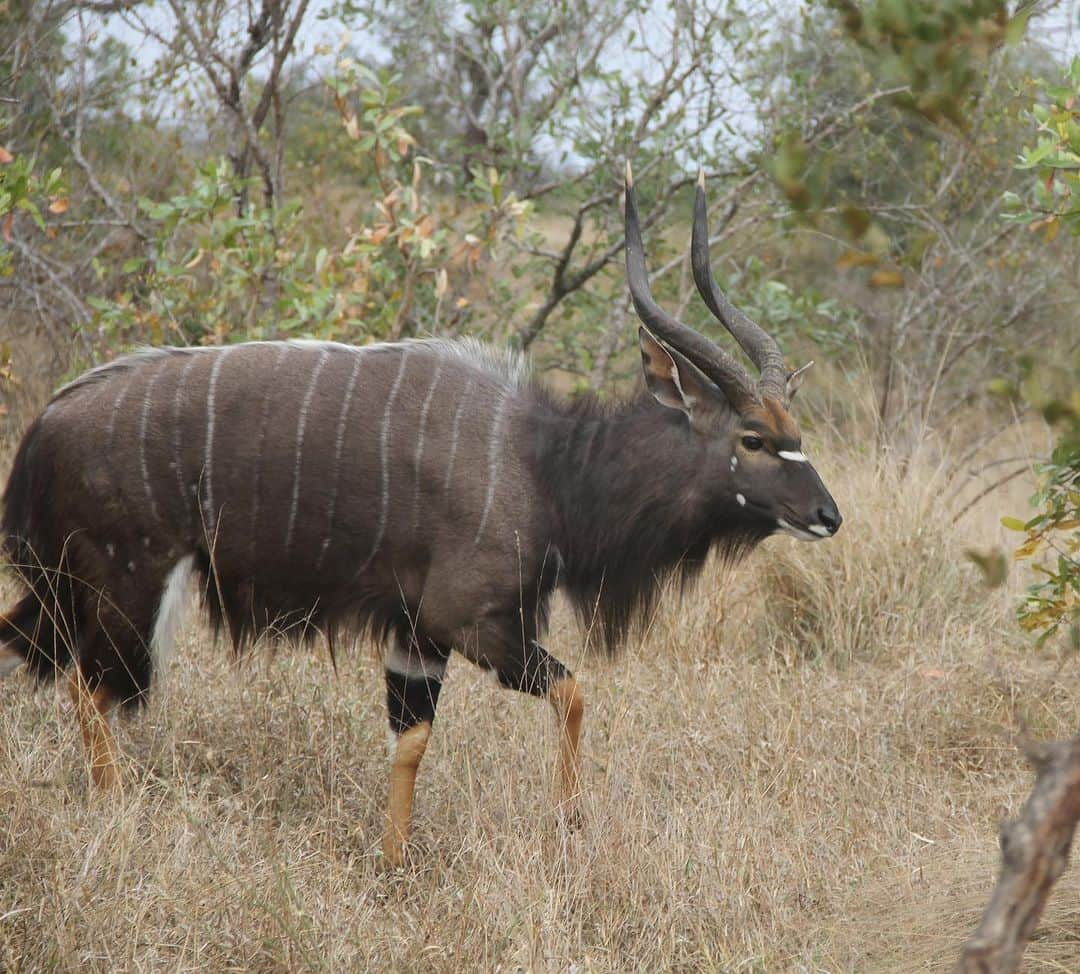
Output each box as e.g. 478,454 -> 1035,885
532,392 -> 768,653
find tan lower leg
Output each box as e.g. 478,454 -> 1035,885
68,672 -> 121,790
548,675 -> 584,807
382,721 -> 432,865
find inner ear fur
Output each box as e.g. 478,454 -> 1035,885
639,327 -> 733,419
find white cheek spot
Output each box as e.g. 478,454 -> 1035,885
127,561 -> 136,573
729,455 -> 738,471
809,524 -> 831,537
105,543 -> 115,559
736,493 -> 746,507
143,536 -> 151,548
778,450 -> 808,463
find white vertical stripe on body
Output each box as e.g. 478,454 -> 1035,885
412,358 -> 444,535
317,347 -> 365,571
360,348 -> 411,571
172,353 -> 202,521
137,362 -> 165,524
203,347 -> 233,532
249,344 -> 291,564
578,420 -> 601,478
474,388 -> 510,544
443,376 -> 476,491
104,375 -> 132,444
285,347 -> 330,553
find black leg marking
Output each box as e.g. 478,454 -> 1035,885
382,636 -> 449,866
385,670 -> 443,734
489,639 -> 583,818
384,638 -> 449,733
494,640 -> 570,698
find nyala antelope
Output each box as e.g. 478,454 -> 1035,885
0,168 -> 840,864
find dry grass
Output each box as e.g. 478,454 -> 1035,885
1,438 -> 1077,973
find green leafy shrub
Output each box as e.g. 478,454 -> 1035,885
88,63 -> 528,350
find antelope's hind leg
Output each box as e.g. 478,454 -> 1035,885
68,667 -> 122,790
381,635 -> 450,866
67,560 -> 169,791
68,613 -> 151,790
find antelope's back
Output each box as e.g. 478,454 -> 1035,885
11,338 -> 541,641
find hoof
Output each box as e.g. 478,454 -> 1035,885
380,832 -> 410,870
90,761 -> 123,792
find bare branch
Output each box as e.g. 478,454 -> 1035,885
957,736 -> 1080,973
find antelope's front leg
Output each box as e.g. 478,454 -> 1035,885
496,641 -> 585,823
548,673 -> 585,817
381,637 -> 449,867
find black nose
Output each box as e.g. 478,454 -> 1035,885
817,505 -> 842,534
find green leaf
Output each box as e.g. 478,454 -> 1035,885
1000,516 -> 1027,531
1004,10 -> 1030,45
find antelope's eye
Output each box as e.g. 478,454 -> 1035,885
741,435 -> 764,451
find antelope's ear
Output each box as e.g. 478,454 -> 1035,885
786,361 -> 813,400
639,327 -> 714,417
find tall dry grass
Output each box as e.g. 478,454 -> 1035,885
0,429 -> 1076,972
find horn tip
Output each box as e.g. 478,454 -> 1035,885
625,159 -> 633,188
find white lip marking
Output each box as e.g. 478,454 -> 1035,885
778,451 -> 808,463
809,524 -> 831,537
736,493 -> 746,507
777,517 -> 821,541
